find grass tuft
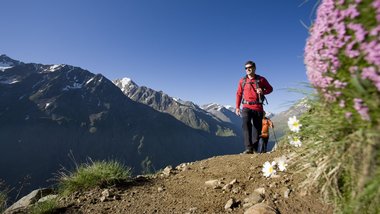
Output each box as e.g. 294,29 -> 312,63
57,160 -> 132,195
29,198 -> 58,214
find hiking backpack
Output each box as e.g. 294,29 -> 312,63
241,75 -> 268,105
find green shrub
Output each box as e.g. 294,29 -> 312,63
29,198 -> 58,214
57,160 -> 132,195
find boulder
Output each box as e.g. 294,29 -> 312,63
4,188 -> 53,214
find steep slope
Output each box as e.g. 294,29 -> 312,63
0,55 -> 243,200
113,78 -> 240,137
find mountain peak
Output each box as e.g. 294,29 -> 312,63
113,77 -> 138,93
0,54 -> 22,71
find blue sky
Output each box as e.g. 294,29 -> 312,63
1,0 -> 318,113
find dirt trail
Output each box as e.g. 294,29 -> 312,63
59,150 -> 333,214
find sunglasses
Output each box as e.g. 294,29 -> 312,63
245,66 -> 254,70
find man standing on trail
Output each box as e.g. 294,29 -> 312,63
235,60 -> 273,154
260,111 -> 274,153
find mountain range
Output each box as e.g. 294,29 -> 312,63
0,55 -> 243,201
113,78 -> 242,137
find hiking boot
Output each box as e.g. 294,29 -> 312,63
241,149 -> 253,154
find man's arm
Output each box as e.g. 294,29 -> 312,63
261,77 -> 273,95
235,78 -> 243,116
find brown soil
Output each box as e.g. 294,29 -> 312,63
58,150 -> 333,214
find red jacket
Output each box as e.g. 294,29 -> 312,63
236,74 -> 273,111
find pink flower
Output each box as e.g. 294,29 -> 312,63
347,23 -> 367,42
334,80 -> 347,88
349,66 -> 358,74
361,41 -> 380,67
341,4 -> 360,19
339,100 -> 345,107
345,112 -> 352,119
362,66 -> 380,91
305,0 -> 380,103
353,98 -> 370,120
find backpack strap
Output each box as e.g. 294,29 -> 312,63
255,75 -> 268,105
241,75 -> 268,105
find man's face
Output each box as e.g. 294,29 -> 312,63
245,64 -> 255,75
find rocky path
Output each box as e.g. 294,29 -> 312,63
57,150 -> 333,214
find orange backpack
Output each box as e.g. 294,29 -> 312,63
261,118 -> 271,138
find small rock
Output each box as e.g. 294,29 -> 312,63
37,194 -> 58,203
254,187 -> 266,195
222,183 -> 233,191
282,187 -> 291,198
244,203 -> 277,214
232,187 -> 242,194
272,193 -> 279,200
102,189 -> 111,198
100,196 -> 107,202
243,192 -> 264,205
157,187 -> 165,192
163,166 -> 173,176
229,179 -> 238,185
205,179 -> 223,189
299,189 -> 308,196
224,198 -> 239,210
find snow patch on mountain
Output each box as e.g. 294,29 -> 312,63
62,82 -> 84,91
0,62 -> 13,71
45,64 -> 64,72
0,75 -> 20,84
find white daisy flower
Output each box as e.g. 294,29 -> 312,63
288,135 -> 302,147
262,161 -> 277,178
287,116 -> 302,133
277,160 -> 288,172
274,156 -> 288,172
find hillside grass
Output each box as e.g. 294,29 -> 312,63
57,160 -> 132,196
289,96 -> 380,213
0,191 -> 6,213
0,180 -> 8,213
29,198 -> 58,214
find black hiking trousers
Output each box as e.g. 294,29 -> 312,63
261,137 -> 269,153
241,108 -> 263,152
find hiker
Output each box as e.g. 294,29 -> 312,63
235,60 -> 273,154
260,111 -> 274,153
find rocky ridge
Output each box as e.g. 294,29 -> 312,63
113,77 -> 240,137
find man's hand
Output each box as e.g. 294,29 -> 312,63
235,108 -> 241,116
256,88 -> 263,95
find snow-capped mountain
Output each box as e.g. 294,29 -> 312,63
113,77 -> 240,137
0,54 -> 23,71
200,103 -> 241,126
0,55 -> 243,201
